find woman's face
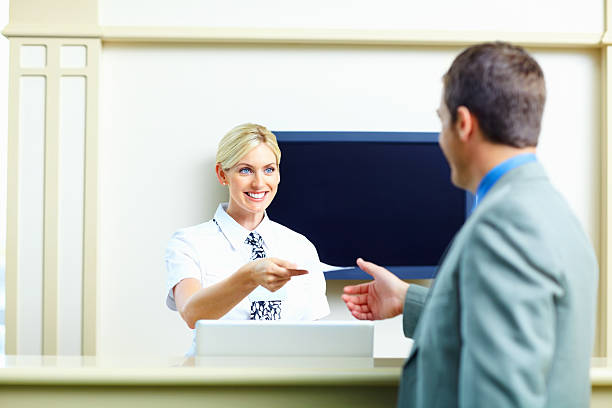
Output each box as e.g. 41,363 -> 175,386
224,143 -> 280,219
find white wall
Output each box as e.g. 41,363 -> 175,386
536,48 -> 601,253
99,43 -> 600,357
99,0 -> 603,34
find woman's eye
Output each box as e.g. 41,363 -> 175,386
264,167 -> 275,174
239,168 -> 252,175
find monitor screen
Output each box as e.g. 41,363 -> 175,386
267,132 -> 471,279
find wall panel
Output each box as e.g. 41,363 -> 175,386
99,44 -> 601,357
58,75 -> 86,355
16,75 -> 46,355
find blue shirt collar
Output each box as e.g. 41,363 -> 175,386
474,153 -> 537,208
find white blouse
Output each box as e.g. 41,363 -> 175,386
165,203 -> 330,321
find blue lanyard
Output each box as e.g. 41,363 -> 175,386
473,153 -> 537,209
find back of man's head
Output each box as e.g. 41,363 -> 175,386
443,42 -> 546,148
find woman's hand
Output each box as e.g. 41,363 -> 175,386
247,257 -> 300,292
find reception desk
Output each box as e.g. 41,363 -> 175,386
0,356 -> 401,407
0,356 -> 610,407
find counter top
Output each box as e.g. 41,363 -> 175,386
1,356 -> 611,387
1,356 -> 611,408
0,356 -> 403,408
0,356 -> 403,386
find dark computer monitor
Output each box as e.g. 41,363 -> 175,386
267,131 -> 473,279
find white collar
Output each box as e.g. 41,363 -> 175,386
213,203 -> 275,251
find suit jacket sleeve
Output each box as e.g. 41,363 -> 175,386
458,214 -> 563,408
403,284 -> 429,338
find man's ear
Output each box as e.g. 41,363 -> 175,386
454,106 -> 475,143
215,163 -> 228,186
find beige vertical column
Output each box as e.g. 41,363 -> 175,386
5,38 -> 100,355
600,0 -> 612,359
4,0 -> 100,355
4,37 -> 100,355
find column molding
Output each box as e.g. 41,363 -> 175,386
42,39 -> 60,356
0,25 -> 604,47
600,0 -> 612,358
600,45 -> 609,358
5,39 -> 21,356
82,38 -> 100,356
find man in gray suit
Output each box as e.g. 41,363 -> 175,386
343,42 -> 599,407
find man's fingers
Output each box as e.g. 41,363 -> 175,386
350,310 -> 374,320
347,301 -> 370,314
343,295 -> 374,320
356,257 -> 387,279
341,293 -> 368,305
343,298 -> 372,316
343,282 -> 370,295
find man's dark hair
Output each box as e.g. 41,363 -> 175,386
443,42 -> 546,147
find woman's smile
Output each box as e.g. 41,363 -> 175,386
245,191 -> 268,201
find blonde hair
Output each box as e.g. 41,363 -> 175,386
216,123 -> 281,170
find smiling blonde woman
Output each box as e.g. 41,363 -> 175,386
165,123 -> 329,356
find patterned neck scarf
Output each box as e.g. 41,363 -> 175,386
245,231 -> 281,320
245,231 -> 266,260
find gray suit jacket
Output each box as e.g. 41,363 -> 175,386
398,161 -> 598,407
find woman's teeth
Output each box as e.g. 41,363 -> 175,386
247,192 -> 265,199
